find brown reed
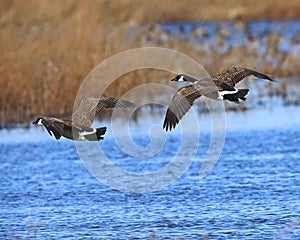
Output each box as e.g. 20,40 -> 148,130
1,1 -> 300,127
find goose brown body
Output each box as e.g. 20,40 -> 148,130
32,97 -> 135,141
163,66 -> 275,131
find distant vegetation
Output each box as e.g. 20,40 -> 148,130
1,0 -> 300,127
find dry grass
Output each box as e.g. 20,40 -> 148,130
1,0 -> 300,127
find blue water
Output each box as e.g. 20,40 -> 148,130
160,21 -> 300,55
1,107 -> 300,239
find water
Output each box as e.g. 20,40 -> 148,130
1,107 -> 300,239
161,21 -> 300,55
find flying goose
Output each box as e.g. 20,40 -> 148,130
32,97 -> 135,141
163,66 -> 275,131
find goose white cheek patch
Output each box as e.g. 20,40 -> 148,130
37,119 -> 43,125
178,75 -> 185,82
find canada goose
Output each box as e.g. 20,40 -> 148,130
32,97 -> 135,141
163,66 -> 275,131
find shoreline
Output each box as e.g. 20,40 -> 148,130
1,89 -> 299,130
2,105 -> 300,140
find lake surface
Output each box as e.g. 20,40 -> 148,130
1,106 -> 299,239
161,21 -> 300,55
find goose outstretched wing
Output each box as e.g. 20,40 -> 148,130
213,66 -> 275,86
163,81 -> 218,131
41,117 -> 70,140
72,97 -> 135,126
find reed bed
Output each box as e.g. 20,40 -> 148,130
1,1 -> 300,127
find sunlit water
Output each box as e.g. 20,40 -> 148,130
1,106 -> 300,239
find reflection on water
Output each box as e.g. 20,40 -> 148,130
0,106 -> 299,239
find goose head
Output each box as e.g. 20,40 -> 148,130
171,74 -> 199,83
32,117 -> 43,126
